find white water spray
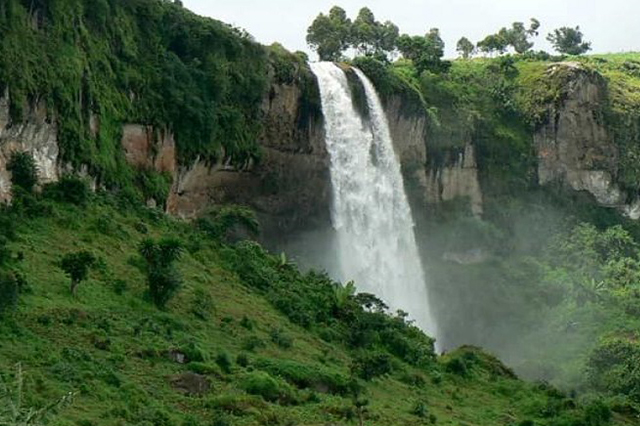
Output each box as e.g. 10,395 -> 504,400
310,62 -> 437,339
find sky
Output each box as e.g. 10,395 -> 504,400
181,0 -> 640,59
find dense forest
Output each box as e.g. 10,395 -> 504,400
2,0 -> 640,425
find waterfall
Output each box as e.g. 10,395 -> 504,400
310,62 -> 437,339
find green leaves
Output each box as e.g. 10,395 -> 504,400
139,237 -> 183,309
60,250 -> 96,296
547,26 -> 592,55
7,152 -> 38,193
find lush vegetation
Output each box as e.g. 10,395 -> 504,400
346,42 -> 640,417
2,1 -> 640,424
1,165 -> 629,425
0,0 -> 269,192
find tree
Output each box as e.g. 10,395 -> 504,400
7,152 -> 38,192
351,7 -> 399,58
477,33 -> 509,56
397,28 -> 448,73
505,19 -> 540,53
547,26 -> 592,55
139,237 -> 183,308
456,37 -> 475,59
306,6 -> 352,61
478,18 -> 540,55
60,251 -> 96,297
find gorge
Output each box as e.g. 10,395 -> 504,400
2,1 -> 640,424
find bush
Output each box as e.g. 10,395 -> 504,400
240,371 -> 295,403
236,353 -> 250,368
215,351 -> 232,374
139,238 -> 183,309
7,151 -> 38,192
588,337 -> 640,402
197,205 -> 260,242
190,289 -> 214,320
43,175 -> 91,206
253,358 -> 349,394
112,279 -> 128,295
242,335 -> 266,352
59,251 -> 97,296
0,271 -> 20,317
270,327 -> 293,349
351,351 -> 393,381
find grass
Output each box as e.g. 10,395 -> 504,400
0,194 -> 629,426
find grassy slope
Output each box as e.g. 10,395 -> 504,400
0,197 -> 626,426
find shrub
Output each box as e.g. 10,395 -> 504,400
236,353 -> 250,368
112,279 -> 128,295
351,351 -> 393,381
411,401 -> 428,418
43,175 -> 91,206
242,335 -> 266,352
7,152 -> 38,192
197,205 -> 260,242
253,358 -> 349,395
582,400 -> 612,426
270,327 -> 293,349
59,251 -> 97,296
588,337 -> 640,402
0,271 -> 20,317
187,362 -> 222,376
190,289 -> 214,320
240,371 -> 295,403
139,238 -> 183,309
215,351 -> 233,374
239,315 -> 254,330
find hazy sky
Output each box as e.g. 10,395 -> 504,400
181,0 -> 639,58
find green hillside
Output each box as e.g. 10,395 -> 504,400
3,0 -> 640,424
0,183 -> 629,426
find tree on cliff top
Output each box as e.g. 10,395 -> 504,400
456,37 -> 475,59
351,7 -> 399,58
477,18 -> 540,55
307,6 -> 399,61
306,6 -> 352,61
397,28 -> 448,73
547,26 -> 592,55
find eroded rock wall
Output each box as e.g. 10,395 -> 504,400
535,62 -> 639,218
0,93 -> 59,202
383,93 -> 483,217
166,70 -> 331,237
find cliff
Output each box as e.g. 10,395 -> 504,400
534,62 -> 640,218
0,0 -> 638,239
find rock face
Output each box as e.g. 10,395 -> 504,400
383,94 -> 483,217
535,62 -> 638,217
0,93 -> 59,202
3,60 -> 638,234
121,124 -> 176,175
166,69 -> 331,238
425,144 -> 483,216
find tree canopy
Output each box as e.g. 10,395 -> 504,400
306,6 -> 352,61
306,6 -> 399,61
351,7 -> 399,57
397,28 -> 448,73
456,37 -> 475,59
547,26 -> 592,55
477,19 -> 540,55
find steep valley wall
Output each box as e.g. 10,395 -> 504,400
0,62 -> 638,238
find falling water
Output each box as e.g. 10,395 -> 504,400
310,62 -> 437,339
